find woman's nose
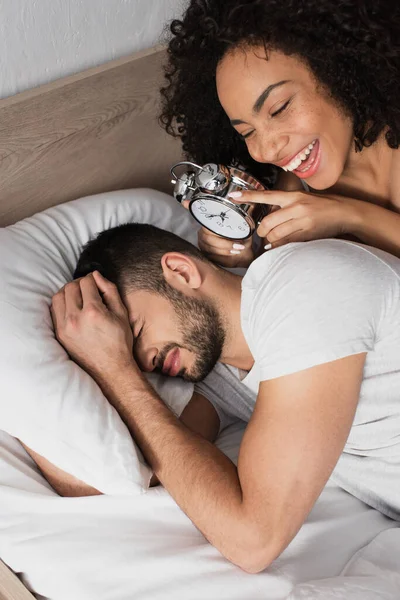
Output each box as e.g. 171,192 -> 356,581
249,131 -> 289,165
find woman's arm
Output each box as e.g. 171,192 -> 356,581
229,187 -> 400,258
191,168 -> 400,259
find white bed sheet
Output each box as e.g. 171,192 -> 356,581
0,424 -> 399,600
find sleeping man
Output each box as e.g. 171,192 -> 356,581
27,222 -> 400,573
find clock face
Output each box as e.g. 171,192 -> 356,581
189,198 -> 252,240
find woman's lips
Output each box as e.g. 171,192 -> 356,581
292,139 -> 321,179
162,348 -> 181,377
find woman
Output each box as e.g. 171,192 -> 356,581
160,0 -> 400,267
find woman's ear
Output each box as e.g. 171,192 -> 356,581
161,253 -> 203,292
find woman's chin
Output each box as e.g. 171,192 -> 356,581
296,144 -> 342,191
302,166 -> 340,191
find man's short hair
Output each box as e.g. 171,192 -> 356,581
74,223 -> 208,296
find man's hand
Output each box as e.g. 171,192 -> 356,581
51,271 -> 135,381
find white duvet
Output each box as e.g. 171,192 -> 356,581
0,424 -> 400,600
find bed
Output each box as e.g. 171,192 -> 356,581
0,45 -> 400,600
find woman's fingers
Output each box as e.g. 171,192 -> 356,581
200,240 -> 246,256
198,227 -> 251,256
198,228 -> 234,247
265,221 -> 303,245
257,205 -> 300,238
267,229 -> 309,249
197,227 -> 254,267
203,250 -> 253,268
263,216 -> 322,248
228,189 -> 300,207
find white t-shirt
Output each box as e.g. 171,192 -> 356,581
196,240 -> 400,520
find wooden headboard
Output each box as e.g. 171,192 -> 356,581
0,45 -> 182,227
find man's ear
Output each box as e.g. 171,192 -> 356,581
160,253 -> 203,292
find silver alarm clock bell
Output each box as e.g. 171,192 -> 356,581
170,161 -> 271,240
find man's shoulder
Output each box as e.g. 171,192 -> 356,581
243,240 -> 397,292
240,241 -> 398,376
241,240 -> 400,327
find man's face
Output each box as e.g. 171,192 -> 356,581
124,286 -> 225,382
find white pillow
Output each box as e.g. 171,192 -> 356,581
0,189 -> 199,495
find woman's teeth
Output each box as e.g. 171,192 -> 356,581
282,140 -> 316,172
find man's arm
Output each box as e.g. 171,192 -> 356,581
50,271 -> 366,572
92,352 -> 365,573
21,391 -> 220,497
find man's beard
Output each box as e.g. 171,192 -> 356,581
157,288 -> 225,383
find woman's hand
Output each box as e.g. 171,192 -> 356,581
197,227 -> 254,268
181,198 -> 255,268
229,189 -> 353,249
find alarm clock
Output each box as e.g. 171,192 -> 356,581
170,161 -> 271,240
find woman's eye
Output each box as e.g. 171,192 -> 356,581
238,130 -> 255,141
237,99 -> 291,139
271,99 -> 291,117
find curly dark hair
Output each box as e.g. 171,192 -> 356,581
160,0 -> 400,184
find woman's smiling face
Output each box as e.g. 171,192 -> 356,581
216,45 -> 355,190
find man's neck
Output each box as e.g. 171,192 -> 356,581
210,268 -> 254,372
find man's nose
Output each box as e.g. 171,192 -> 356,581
134,347 -> 158,373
